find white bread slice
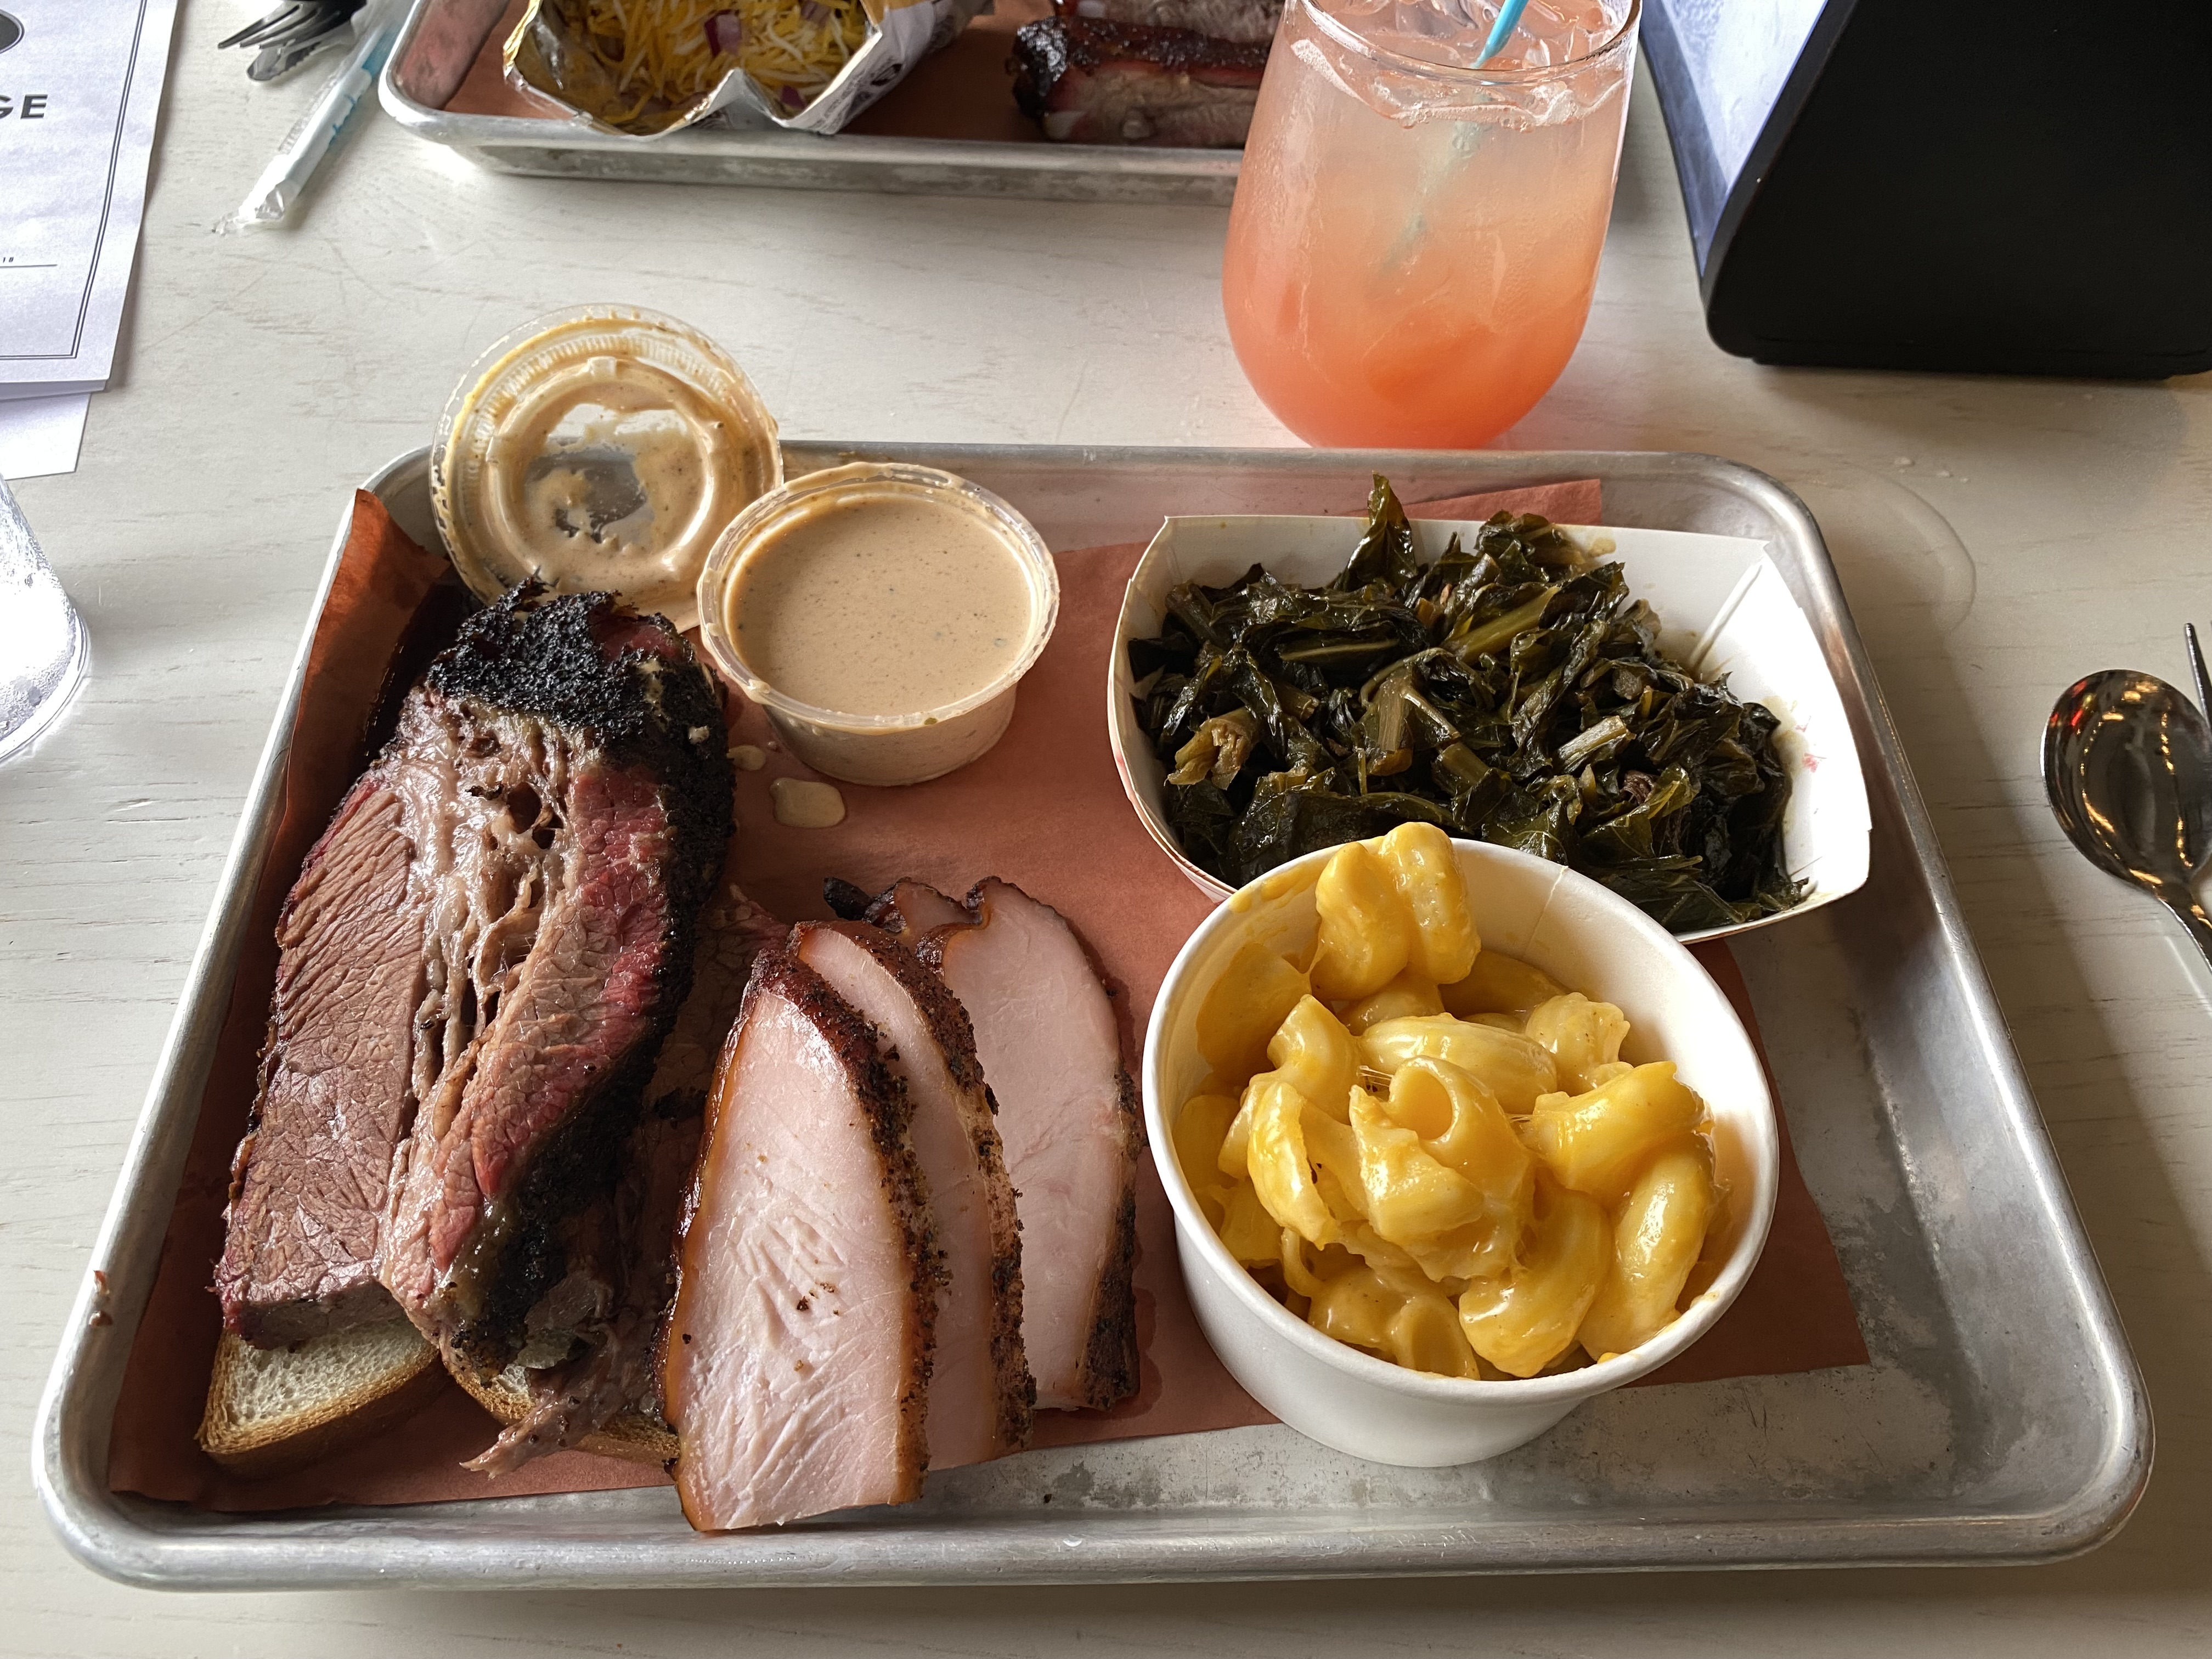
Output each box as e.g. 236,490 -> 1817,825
197,1320 -> 443,1477
451,1362 -> 677,1466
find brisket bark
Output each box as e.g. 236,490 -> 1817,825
379,589 -> 732,1376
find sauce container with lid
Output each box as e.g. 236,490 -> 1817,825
433,305 -> 781,630
696,462 -> 1060,788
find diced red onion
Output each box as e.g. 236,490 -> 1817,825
703,11 -> 746,53
778,83 -> 804,109
799,2 -> 830,22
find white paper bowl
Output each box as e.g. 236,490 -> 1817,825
1142,838 -> 1780,1467
1109,514 -> 1872,944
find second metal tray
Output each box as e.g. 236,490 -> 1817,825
35,443 -> 2148,1589
380,0 -> 1244,204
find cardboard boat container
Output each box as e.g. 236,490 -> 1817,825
1108,514 -> 1873,944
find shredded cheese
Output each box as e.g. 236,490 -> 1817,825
580,0 -> 870,121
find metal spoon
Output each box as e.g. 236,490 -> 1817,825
2044,670 -> 2212,972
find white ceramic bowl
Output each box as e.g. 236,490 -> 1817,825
1143,838 -> 1780,1468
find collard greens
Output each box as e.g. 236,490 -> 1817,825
1129,478 -> 1806,932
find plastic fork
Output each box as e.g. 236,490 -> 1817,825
218,0 -> 365,80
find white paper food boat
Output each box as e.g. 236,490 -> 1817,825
1107,514 -> 1872,944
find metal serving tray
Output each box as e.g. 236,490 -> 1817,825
379,0 -> 1243,203
36,444 -> 2148,1590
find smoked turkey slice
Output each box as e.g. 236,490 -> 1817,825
793,921 -> 1031,1468
920,880 -> 1140,1412
663,947 -> 939,1531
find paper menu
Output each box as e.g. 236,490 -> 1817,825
0,391 -> 89,479
0,0 -> 177,399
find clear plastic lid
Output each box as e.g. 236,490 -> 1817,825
431,306 -> 781,630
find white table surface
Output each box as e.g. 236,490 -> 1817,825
5,8 -> 2210,1654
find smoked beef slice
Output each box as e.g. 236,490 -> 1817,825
213,778 -> 423,1346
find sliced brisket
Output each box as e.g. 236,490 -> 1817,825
219,589 -> 731,1366
214,778 -> 423,1346
377,589 -> 732,1377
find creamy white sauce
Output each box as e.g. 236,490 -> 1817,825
725,489 -> 1037,718
770,777 -> 847,828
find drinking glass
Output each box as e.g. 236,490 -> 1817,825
1222,0 -> 1639,448
0,477 -> 88,765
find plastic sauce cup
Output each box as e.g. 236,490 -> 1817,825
433,305 -> 782,630
695,462 -> 1061,787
